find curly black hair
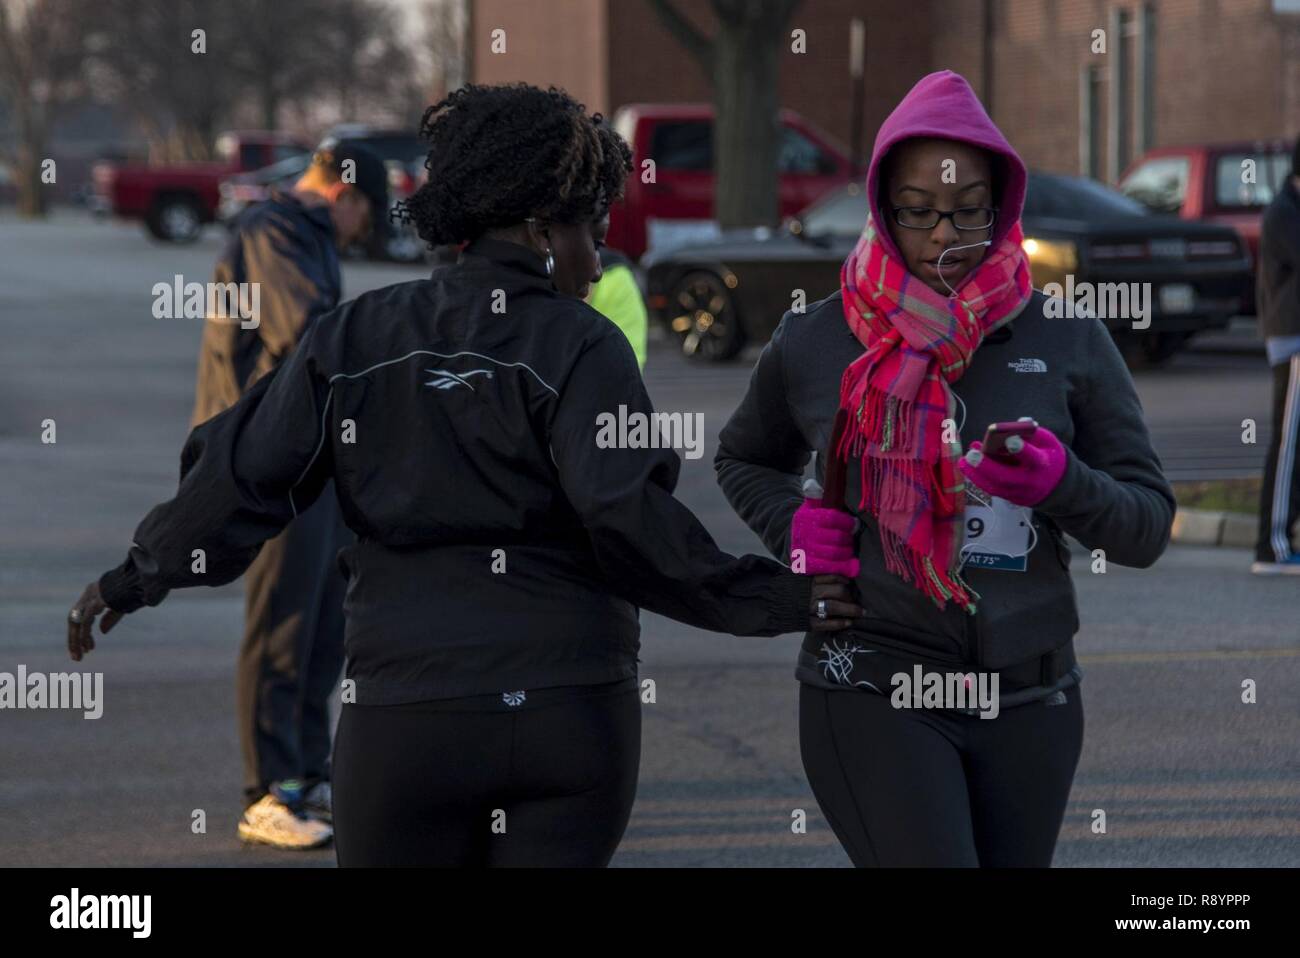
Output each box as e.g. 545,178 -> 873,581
394,83 -> 633,247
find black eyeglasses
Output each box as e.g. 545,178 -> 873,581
890,206 -> 998,231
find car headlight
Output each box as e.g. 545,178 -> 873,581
1022,237 -> 1078,272
1022,238 -> 1077,289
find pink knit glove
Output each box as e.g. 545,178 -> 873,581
790,498 -> 860,577
957,424 -> 1068,507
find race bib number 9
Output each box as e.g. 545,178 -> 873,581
961,484 -> 1033,572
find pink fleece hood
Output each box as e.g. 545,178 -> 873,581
866,70 -> 1026,262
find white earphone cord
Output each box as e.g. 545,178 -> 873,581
936,239 -> 994,297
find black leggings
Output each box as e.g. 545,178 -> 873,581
799,682 -> 1084,867
332,679 -> 641,867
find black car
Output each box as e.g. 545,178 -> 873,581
643,173 -> 1253,365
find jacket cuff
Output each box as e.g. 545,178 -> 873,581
99,558 -> 145,614
768,571 -> 815,634
1030,445 -> 1088,515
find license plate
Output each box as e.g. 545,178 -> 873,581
1159,283 -> 1195,314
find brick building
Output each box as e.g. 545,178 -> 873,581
469,0 -> 1300,182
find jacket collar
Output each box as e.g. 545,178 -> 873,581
268,188 -> 335,238
459,236 -> 552,283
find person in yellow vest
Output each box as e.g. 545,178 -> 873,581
586,246 -> 647,370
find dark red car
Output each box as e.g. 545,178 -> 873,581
1120,141 -> 1292,314
93,131 -> 310,243
606,103 -> 857,262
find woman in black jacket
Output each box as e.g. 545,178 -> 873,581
65,84 -> 862,867
716,71 -> 1175,867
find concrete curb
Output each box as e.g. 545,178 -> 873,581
1170,507 -> 1260,548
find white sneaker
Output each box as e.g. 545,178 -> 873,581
303,781 -> 332,825
237,794 -> 333,849
1250,557 -> 1300,576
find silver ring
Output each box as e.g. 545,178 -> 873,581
68,608 -> 84,624
816,599 -> 828,620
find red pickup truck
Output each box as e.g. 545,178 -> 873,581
607,103 -> 857,261
93,131 -> 310,243
1120,141 -> 1292,314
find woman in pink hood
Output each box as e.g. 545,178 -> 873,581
716,71 -> 1174,866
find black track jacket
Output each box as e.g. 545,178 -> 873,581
100,237 -> 812,703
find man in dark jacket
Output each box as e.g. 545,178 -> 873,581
1252,137 -> 1300,575
191,142 -> 389,847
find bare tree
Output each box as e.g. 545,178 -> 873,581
648,0 -> 801,229
82,0 -> 247,160
226,0 -> 336,130
0,0 -> 90,216
313,0 -> 426,127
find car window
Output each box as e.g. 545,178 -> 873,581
780,128 -> 833,175
1120,156 -> 1189,213
273,144 -> 306,163
800,185 -> 868,236
651,121 -> 712,171
1030,174 -> 1148,218
1214,153 -> 1289,208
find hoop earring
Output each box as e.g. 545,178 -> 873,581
544,248 -> 555,277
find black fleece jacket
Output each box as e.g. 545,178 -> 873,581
715,289 -> 1176,708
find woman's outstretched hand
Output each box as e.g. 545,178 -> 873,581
809,574 -> 865,632
66,580 -> 124,662
958,424 -> 1068,507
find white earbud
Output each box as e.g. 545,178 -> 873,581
936,239 -> 993,296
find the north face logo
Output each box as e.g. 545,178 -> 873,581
1008,358 -> 1047,373
424,367 -> 495,391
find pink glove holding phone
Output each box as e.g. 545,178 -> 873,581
958,420 -> 1068,507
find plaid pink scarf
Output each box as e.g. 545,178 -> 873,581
836,214 -> 1033,611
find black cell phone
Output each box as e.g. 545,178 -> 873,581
981,419 -> 1037,460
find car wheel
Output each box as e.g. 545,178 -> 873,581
146,196 -> 203,243
668,270 -> 744,361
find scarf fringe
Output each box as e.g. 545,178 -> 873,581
879,527 -> 979,613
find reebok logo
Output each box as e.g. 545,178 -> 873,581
424,367 -> 495,391
1008,358 -> 1047,373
